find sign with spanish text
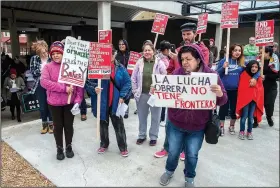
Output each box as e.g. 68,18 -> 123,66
88,42 -> 112,79
58,36 -> 90,87
98,30 -> 112,44
197,13 -> 208,34
127,51 -> 142,75
221,2 -> 239,29
152,73 -> 218,109
255,20 -> 274,47
151,13 -> 169,35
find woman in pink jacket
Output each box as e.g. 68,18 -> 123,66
41,41 -> 83,160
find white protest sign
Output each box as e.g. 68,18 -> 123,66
58,36 -> 90,87
152,73 -> 218,110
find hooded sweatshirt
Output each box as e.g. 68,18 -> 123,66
243,44 -> 258,57
168,44 -> 228,131
115,39 -> 130,68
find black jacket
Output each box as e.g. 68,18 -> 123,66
263,59 -> 279,89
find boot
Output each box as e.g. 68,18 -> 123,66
57,146 -> 65,160
66,144 -> 74,158
41,122 -> 49,134
267,116 -> 274,127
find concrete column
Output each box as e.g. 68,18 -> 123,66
8,16 -> 20,58
215,24 -> 223,60
97,2 -> 111,30
122,28 -> 127,40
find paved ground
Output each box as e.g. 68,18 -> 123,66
2,95 -> 279,187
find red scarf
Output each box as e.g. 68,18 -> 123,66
109,63 -> 115,107
236,72 -> 264,123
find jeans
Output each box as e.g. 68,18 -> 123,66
165,121 -> 204,178
35,82 -> 52,123
219,90 -> 237,121
240,101 -> 256,133
80,97 -> 87,115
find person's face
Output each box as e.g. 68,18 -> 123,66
251,63 -> 258,74
143,45 -> 154,60
182,31 -> 196,44
162,49 -> 170,56
10,74 -> 16,79
249,38 -> 255,45
40,48 -> 48,59
232,46 -> 242,59
273,46 -> 278,52
210,41 -> 214,46
52,52 -> 63,63
181,52 -> 200,72
118,41 -> 126,52
264,52 -> 270,60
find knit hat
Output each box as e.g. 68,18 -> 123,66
10,68 -> 17,75
49,41 -> 64,57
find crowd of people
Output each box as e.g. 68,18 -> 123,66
1,21 -> 279,187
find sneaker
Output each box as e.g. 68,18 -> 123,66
97,147 -> 107,154
220,126 -> 225,136
247,132 -> 254,140
180,152 -> 185,161
154,149 -> 168,158
81,115 -> 87,121
238,131 -> 245,140
185,179 -> 195,187
48,123 -> 54,134
136,138 -> 146,145
17,118 -> 22,122
159,172 -> 173,186
124,114 -> 129,119
121,150 -> 129,157
57,146 -> 65,160
149,140 -> 157,146
66,144 -> 74,158
41,123 -> 49,134
160,121 -> 166,127
134,110 -> 138,115
229,126 -> 235,135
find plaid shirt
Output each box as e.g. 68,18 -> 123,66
29,55 -> 51,94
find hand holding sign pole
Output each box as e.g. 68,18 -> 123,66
151,13 -> 169,48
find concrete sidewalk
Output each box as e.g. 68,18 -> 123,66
2,98 -> 279,187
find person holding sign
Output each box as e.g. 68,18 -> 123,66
131,42 -> 167,146
85,47 -> 131,157
216,44 -> 260,136
3,68 -> 25,122
41,41 -> 84,160
159,44 -> 227,187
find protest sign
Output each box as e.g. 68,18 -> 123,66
221,2 -> 239,29
127,51 -> 142,74
255,20 -> 274,47
151,13 -> 169,35
197,13 -> 208,34
98,30 -> 112,44
152,73 -> 218,110
58,36 -> 90,88
88,42 -> 112,79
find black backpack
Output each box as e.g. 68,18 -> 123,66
205,110 -> 220,144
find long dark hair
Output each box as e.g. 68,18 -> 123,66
245,60 -> 260,77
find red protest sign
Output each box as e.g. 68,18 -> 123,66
127,51 -> 142,75
98,30 -> 112,44
197,13 -> 208,34
88,42 -> 112,80
151,13 -> 169,35
221,2 -> 239,29
255,20 -> 274,47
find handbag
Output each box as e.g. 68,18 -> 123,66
110,77 -> 131,105
205,110 -> 220,144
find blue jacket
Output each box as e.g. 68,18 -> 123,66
85,60 -> 131,121
217,58 -> 260,90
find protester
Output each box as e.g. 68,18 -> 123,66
217,44 -> 260,136
219,46 -> 227,61
30,40 -> 53,134
11,56 -> 26,78
159,44 -> 227,187
209,38 -> 218,61
85,47 -> 131,157
236,60 -> 264,140
115,39 -> 131,119
202,39 -> 214,67
41,41 -> 83,160
273,42 -> 279,59
131,42 -> 167,146
3,68 -> 25,122
243,37 -> 259,62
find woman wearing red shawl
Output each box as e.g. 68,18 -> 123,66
236,60 -> 264,140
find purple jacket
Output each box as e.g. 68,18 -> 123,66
168,44 -> 228,131
131,56 -> 167,101
40,61 -> 83,106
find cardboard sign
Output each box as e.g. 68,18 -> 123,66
127,51 -> 142,74
22,93 -> 40,113
88,42 -> 112,79
58,36 -> 90,87
197,13 -> 208,34
151,13 -> 169,35
221,2 -> 239,29
98,30 -> 112,44
255,20 -> 274,47
152,73 -> 218,110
